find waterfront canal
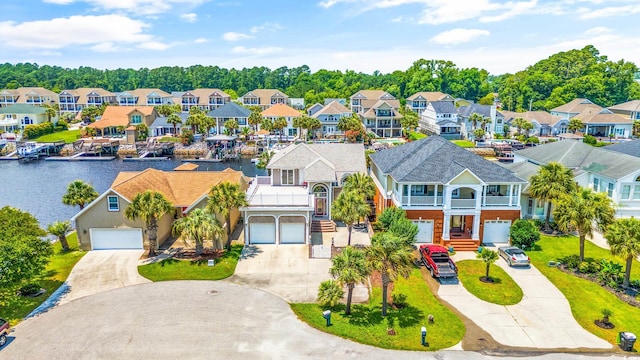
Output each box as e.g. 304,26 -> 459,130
0,158 -> 265,227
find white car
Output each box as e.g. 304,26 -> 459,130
498,246 -> 530,267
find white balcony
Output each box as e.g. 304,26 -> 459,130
450,199 -> 476,209
484,195 -> 511,206
401,195 -> 443,207
246,178 -> 313,208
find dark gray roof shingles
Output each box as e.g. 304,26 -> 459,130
207,102 -> 251,118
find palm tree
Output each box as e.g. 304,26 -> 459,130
167,113 -> 182,135
365,233 -> 414,316
256,150 -> 275,174
331,190 -> 370,246
186,112 -> 203,134
568,118 -> 584,134
512,117 -> 527,135
399,108 -> 419,137
206,182 -> 248,250
528,162 -> 576,233
62,180 -> 99,210
43,103 -> 58,123
477,248 -> 499,281
240,126 -> 252,141
248,110 -> 263,133
172,208 -> 224,255
553,187 -> 616,261
124,190 -> 174,257
306,117 -> 321,140
294,114 -> 310,139
47,220 -> 72,252
273,116 -> 288,142
468,113 -> 484,130
605,218 -> 640,288
260,118 -> 274,134
224,119 -> 239,136
330,246 -> 369,315
343,173 -> 376,201
317,280 -> 344,308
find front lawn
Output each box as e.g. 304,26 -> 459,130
0,232 -> 85,326
456,260 -> 523,305
529,235 -> 640,344
290,268 -> 465,351
138,244 -> 243,281
158,136 -> 180,143
451,140 -> 475,148
32,129 -> 81,144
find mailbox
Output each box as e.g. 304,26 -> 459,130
322,310 -> 332,326
421,326 -> 427,346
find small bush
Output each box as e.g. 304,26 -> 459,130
509,219 -> 540,250
56,119 -> 69,131
377,207 -> 407,231
560,254 -> 581,270
18,283 -> 42,296
583,134 -> 597,145
578,259 -> 601,274
392,293 -> 408,308
23,122 -> 54,139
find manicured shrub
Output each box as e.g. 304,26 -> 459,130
56,119 -> 68,131
388,217 -> 419,246
18,283 -> 41,296
559,254 -> 581,270
23,122 -> 54,139
509,219 -> 540,250
583,134 -> 597,145
392,293 -> 407,308
377,207 -> 406,231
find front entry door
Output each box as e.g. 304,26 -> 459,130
313,184 -> 328,217
315,197 -> 326,216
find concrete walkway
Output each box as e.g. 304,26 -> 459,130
59,250 -> 150,305
439,252 -> 612,349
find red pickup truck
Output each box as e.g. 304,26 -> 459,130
419,244 -> 458,278
0,318 -> 9,347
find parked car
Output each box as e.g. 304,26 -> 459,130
419,244 -> 458,278
0,317 -> 10,347
498,246 -> 530,267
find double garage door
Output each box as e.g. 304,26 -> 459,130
90,228 -> 143,250
482,220 -> 511,244
413,220 -> 434,243
249,222 -> 305,244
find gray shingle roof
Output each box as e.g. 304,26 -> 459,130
500,161 -> 542,193
370,136 -> 525,183
458,104 -> 492,118
151,113 -> 189,128
267,143 -> 366,181
430,101 -> 456,114
0,104 -> 46,115
606,140 -> 640,158
207,102 -> 251,118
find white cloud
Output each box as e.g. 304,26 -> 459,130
138,41 -> 171,50
250,22 -> 283,33
579,5 -> 640,19
43,0 -> 75,4
90,42 -> 122,53
318,0 -> 358,8
585,27 -> 612,35
0,15 -> 156,50
231,46 -> 282,55
180,13 -> 198,22
222,32 -> 254,41
194,38 -> 209,43
43,0 -> 208,15
479,0 -> 538,22
430,28 -> 490,44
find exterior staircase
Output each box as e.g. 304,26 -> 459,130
311,219 -> 336,233
444,239 -> 481,252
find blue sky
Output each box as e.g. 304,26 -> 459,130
1,0 -> 639,75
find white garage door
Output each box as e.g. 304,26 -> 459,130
413,220 -> 434,243
249,223 -> 276,244
483,220 -> 511,244
90,228 -> 143,250
280,223 -> 305,244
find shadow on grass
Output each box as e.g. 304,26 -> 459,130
479,276 -> 503,284
346,303 -> 424,328
159,258 -> 180,267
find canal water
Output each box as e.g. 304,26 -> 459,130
0,158 -> 265,227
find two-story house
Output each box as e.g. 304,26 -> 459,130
501,110 -> 567,137
239,89 -> 289,110
608,100 -> 640,121
551,98 -> 632,138
179,89 -> 231,113
350,90 -> 402,138
208,102 -> 252,135
0,87 -> 58,108
261,104 -> 300,139
508,140 -> 640,219
419,101 -> 460,139
117,89 -> 174,106
369,136 -> 525,250
58,88 -> 116,114
86,106 -> 157,141
406,91 -> 455,114
242,143 -> 366,244
0,104 -> 53,132
457,103 -> 504,139
311,100 -> 352,137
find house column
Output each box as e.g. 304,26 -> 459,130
474,185 -> 482,209
508,184 -> 513,206
244,212 -> 249,245
472,210 -> 481,240
482,186 -> 487,206
275,215 -> 280,244
444,186 -> 452,209
305,213 -> 310,245
442,214 -> 450,240
433,184 -> 438,206
406,185 -> 411,207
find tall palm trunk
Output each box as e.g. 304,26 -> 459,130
544,201 -> 553,233
147,218 -> 158,257
381,273 -> 390,316
225,215 -> 232,250
195,237 -> 203,256
347,224 -> 353,246
624,256 -> 633,288
60,234 -> 70,252
346,283 -> 355,315
485,262 -> 491,278
578,233 -> 586,262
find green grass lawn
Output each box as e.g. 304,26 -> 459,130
290,268 -> 465,351
0,232 -> 86,326
529,235 -> 640,344
32,129 -> 82,143
407,131 -> 427,141
451,140 -> 475,148
158,136 -> 180,143
138,244 -> 243,281
456,260 -> 523,305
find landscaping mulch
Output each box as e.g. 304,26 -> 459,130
557,265 -> 640,308
170,248 -> 225,262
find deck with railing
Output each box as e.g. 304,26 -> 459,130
246,176 -> 313,207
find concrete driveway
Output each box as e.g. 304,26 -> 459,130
59,250 -> 150,305
438,252 -> 612,349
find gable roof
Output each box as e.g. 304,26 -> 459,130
608,100 -> 640,113
241,89 -> 288,106
370,136 -> 525,183
0,104 -> 47,115
551,98 -> 601,114
500,161 -> 542,193
407,91 -> 453,102
606,140 -> 640,158
515,140 -> 640,180
61,88 -> 115,105
312,100 -> 352,118
261,103 -> 300,117
111,168 -> 245,207
429,101 -> 457,114
501,110 -> 563,126
457,103 -> 496,118
208,102 -> 251,118
151,112 -> 189,128
574,106 -> 630,124
87,106 -> 156,129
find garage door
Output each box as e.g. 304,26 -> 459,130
90,228 -> 143,250
280,223 -> 305,244
413,220 -> 434,243
483,220 -> 511,244
249,223 -> 276,244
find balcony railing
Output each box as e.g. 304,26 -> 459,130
451,199 -> 476,208
484,195 -> 511,206
401,195 -> 443,206
248,193 -> 313,207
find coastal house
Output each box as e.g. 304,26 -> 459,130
311,100 -> 352,137
419,100 -> 460,139
242,143 -> 366,244
306,103 -> 323,117
261,103 -> 300,139
179,89 -> 231,113
72,167 -> 247,251
406,91 -> 455,114
0,104 -> 54,132
550,98 -> 632,138
608,100 -> 640,121
0,87 -> 58,107
369,136 -> 525,250
149,112 -> 188,137
58,88 -> 116,114
508,140 -> 640,219
350,90 -> 402,138
239,89 -> 289,110
117,88 -> 174,106
86,106 -> 157,140
501,110 -> 566,137
208,102 -> 252,135
457,103 -> 503,139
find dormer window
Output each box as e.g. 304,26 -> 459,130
131,115 -> 142,124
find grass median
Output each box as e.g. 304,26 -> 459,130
456,260 -> 523,305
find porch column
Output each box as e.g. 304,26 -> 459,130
433,184 -> 438,206
474,185 -> 482,209
482,185 -> 487,206
407,185 -> 411,207
305,213 -> 310,245
442,215 -> 450,240
444,186 -> 452,209
508,184 -> 513,206
472,211 -> 481,240
244,212 -> 250,245
516,184 -> 521,206
275,215 -> 280,244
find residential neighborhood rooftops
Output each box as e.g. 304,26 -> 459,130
574,107 -> 630,124
501,110 -> 563,126
261,103 -> 300,117
208,102 -> 251,118
312,100 -> 351,117
370,136 -> 525,183
608,100 -> 640,112
151,112 -> 188,128
606,140 -> 640,158
173,162 -> 199,171
87,106 -> 156,129
430,100 -> 457,113
406,91 -> 453,102
500,161 -> 543,193
457,103 -> 498,118
0,103 -> 47,114
551,98 -> 601,114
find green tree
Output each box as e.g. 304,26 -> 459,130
388,217 -> 419,246
331,190 -> 371,246
473,128 -> 486,141
248,109 -> 263,132
206,182 -> 248,250
172,208 -> 224,255
329,246 -> 369,315
166,113 -> 182,135
605,218 -> 640,288
62,179 -> 99,210
43,103 -> 58,123
47,220 -> 72,252
528,162 -> 576,233
365,233 -> 414,316
135,123 -> 149,141
509,219 -> 540,250
477,248 -> 499,281
272,116 -> 288,141
342,173 -> 376,201
317,280 -> 344,309
306,117 -> 321,140
468,113 -> 484,130
81,106 -> 102,123
633,120 -> 640,137
568,118 -> 584,134
399,108 -> 419,136
512,117 -> 528,136
377,207 -> 407,231
260,118 -> 274,134
0,207 -> 52,287
553,187 -> 616,261
124,190 -> 174,257
256,150 -> 275,174
224,119 -> 239,135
